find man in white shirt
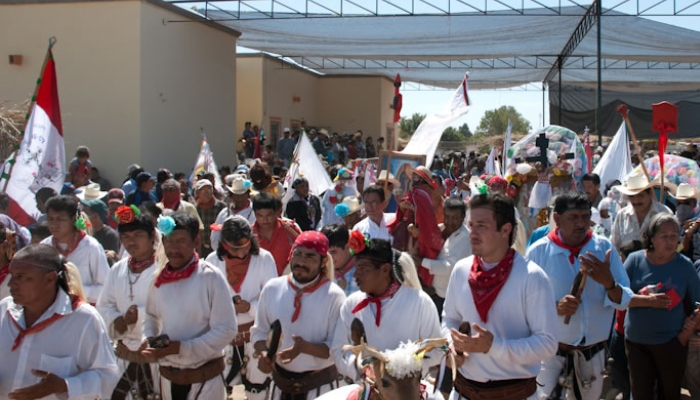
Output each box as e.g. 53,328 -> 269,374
418,197 -> 472,317
142,212 -> 238,400
40,195 -> 110,305
443,193 -> 558,400
527,191 -> 632,400
610,173 -> 672,249
0,244 -> 119,399
251,231 -> 346,399
352,185 -> 393,241
211,175 -> 256,251
332,237 -> 442,382
205,215 -> 278,400
97,210 -> 160,400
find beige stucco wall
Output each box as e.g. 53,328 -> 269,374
0,1 -> 142,186
139,1 -> 237,174
261,57 -> 318,143
0,0 -> 238,185
235,57 -> 263,139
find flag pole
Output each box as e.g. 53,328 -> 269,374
2,37 -> 57,193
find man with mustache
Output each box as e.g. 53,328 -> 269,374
205,215 -> 277,400
527,191 -> 632,400
251,231 -> 346,399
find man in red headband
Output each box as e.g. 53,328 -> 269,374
443,193 -> 557,400
487,176 -> 508,194
251,231 -> 346,399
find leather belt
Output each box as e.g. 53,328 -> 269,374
159,357 -> 225,386
272,364 -> 338,395
454,372 -> 537,400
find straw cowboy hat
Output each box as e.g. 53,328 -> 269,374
334,196 -> 363,218
407,165 -> 438,189
226,175 -> 252,195
76,183 -> 107,200
376,171 -> 399,187
674,183 -> 700,200
614,173 -> 677,196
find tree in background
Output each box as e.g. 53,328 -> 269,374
475,106 -> 531,136
399,113 -> 426,139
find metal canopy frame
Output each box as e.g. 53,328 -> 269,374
166,0 -> 700,18
166,0 -> 698,143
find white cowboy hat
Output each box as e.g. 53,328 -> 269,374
615,173 -> 676,196
334,196 -> 363,217
674,183 -> 700,201
376,170 -> 399,187
226,175 -> 252,195
76,183 -> 107,200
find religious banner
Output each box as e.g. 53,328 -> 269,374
593,121 -> 632,187
190,134 -> 222,192
282,131 -> 332,206
400,73 -> 470,168
0,43 -> 65,226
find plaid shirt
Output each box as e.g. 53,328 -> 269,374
197,200 -> 227,250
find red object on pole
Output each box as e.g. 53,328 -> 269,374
652,101 -> 679,175
392,74 -> 402,123
583,128 -> 592,173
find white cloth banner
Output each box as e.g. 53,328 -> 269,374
502,120 -> 512,173
593,121 -> 632,187
401,73 -> 471,168
485,146 -> 499,176
282,132 -> 332,206
1,52 -> 65,225
190,135 -> 222,192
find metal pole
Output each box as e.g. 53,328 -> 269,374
558,57 -> 562,126
542,83 -> 546,126
596,0 -> 603,146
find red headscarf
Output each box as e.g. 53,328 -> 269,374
288,231 -> 329,261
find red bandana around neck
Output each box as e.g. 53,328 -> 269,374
52,230 -> 86,258
287,275 -> 329,323
468,248 -> 516,323
128,253 -> 156,273
351,280 -> 401,326
154,253 -> 199,288
162,191 -> 181,211
0,263 -> 9,286
225,254 -> 251,293
547,228 -> 593,264
10,294 -> 83,351
232,200 -> 251,213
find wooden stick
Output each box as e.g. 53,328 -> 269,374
2,37 -> 57,193
617,104 -> 658,201
564,273 -> 587,325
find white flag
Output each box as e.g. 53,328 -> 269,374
190,135 -> 222,192
593,121 -> 632,187
401,73 -> 471,168
282,131 -> 332,206
364,162 -> 376,191
485,146 -> 499,176
502,120 -> 512,173
1,50 -> 65,226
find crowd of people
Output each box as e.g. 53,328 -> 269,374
1,131 -> 700,400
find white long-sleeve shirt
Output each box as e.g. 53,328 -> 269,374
0,290 -> 120,399
205,249 -> 278,325
610,201 -> 671,249
96,258 -> 158,351
251,276 -> 346,373
352,213 -> 394,242
332,284 -> 442,380
526,232 -> 633,346
422,224 -> 472,298
210,204 -> 256,251
143,260 -> 238,369
442,252 -> 558,382
41,235 -> 110,304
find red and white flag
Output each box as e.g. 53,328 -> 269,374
1,49 -> 66,226
583,127 -> 593,173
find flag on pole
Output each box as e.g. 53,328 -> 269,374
190,134 -> 222,192
593,121 -> 632,187
1,48 -> 65,226
282,131 -> 332,206
583,126 -> 593,173
502,121 -> 512,173
401,73 -> 471,168
485,146 -> 499,176
363,162 -> 376,191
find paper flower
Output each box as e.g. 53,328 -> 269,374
157,215 -> 176,237
335,203 -> 350,217
348,230 -> 369,256
74,217 -> 87,231
114,205 -> 140,225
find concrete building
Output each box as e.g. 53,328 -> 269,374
236,54 -> 396,151
0,0 -> 239,185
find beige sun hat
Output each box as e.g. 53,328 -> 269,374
227,175 -> 252,195
674,183 -> 700,200
376,170 -> 399,187
76,183 -> 108,200
334,196 -> 363,217
615,173 -> 676,196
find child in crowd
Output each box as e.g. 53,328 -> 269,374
67,146 -> 92,187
